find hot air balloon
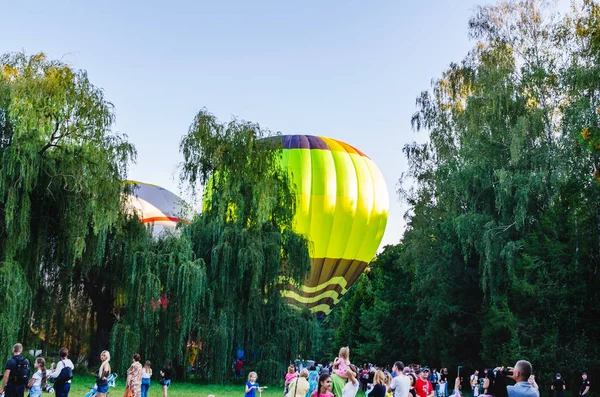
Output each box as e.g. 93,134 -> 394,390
276,135 -> 389,316
123,181 -> 192,235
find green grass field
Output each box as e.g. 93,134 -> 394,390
66,376 -> 371,397
67,376 -> 284,397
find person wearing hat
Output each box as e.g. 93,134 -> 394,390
415,368 -> 434,397
551,373 -> 565,397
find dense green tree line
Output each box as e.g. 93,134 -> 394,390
331,0 -> 600,390
0,54 -> 320,382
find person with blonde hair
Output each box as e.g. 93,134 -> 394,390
370,370 -> 388,397
141,360 -> 152,397
96,351 -> 111,397
285,365 -> 299,396
246,371 -> 264,397
332,347 -> 351,397
287,368 -> 310,397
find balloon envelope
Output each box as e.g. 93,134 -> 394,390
123,181 -> 192,235
276,135 -> 389,316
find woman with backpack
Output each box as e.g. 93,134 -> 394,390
48,347 -> 74,397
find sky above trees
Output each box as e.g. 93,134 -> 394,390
0,0 -> 512,248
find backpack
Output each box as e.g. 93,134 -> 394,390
53,360 -> 74,387
10,357 -> 30,386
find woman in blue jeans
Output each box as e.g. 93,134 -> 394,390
141,361 -> 152,397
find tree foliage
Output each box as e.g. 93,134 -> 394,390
0,54 -> 320,383
331,0 -> 600,386
0,52 -> 135,362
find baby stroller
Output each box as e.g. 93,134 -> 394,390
84,373 -> 118,397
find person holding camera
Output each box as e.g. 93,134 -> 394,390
494,360 -> 539,397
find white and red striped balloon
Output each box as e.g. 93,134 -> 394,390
123,181 -> 192,235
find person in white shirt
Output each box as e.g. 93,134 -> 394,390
342,365 -> 360,397
471,371 -> 480,397
48,348 -> 75,397
27,358 -> 48,397
142,361 -> 152,397
389,362 -> 411,397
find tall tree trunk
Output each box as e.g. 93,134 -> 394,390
84,274 -> 115,367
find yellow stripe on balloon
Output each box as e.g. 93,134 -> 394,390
281,289 -> 342,306
280,276 -> 349,294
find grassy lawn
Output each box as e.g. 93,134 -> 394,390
67,376 -> 371,397
68,376 -> 284,397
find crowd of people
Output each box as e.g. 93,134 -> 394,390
0,343 -> 175,397
1,343 -> 592,397
249,348 -> 592,397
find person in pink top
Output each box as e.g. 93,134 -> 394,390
310,374 -> 335,397
285,365 -> 298,396
333,347 -> 350,377
331,347 -> 351,397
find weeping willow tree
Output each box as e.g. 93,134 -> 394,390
0,52 -> 135,362
178,109 -> 315,382
104,110 -> 317,382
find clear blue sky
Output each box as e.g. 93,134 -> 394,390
2,0 -> 487,249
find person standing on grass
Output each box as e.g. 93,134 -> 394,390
141,361 -> 152,397
126,354 -> 143,397
579,372 -> 590,397
287,369 -> 310,397
551,373 -> 565,397
0,343 -> 29,397
96,350 -> 111,397
389,361 -> 411,397
285,365 -> 299,396
415,368 -> 434,397
27,357 -> 47,397
160,359 -> 173,397
371,370 -> 389,397
48,347 -> 74,397
246,371 -> 264,397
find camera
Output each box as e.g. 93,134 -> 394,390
492,368 -> 513,377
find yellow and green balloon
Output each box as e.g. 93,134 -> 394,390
276,135 -> 389,316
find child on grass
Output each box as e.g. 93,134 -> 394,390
246,372 -> 264,397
